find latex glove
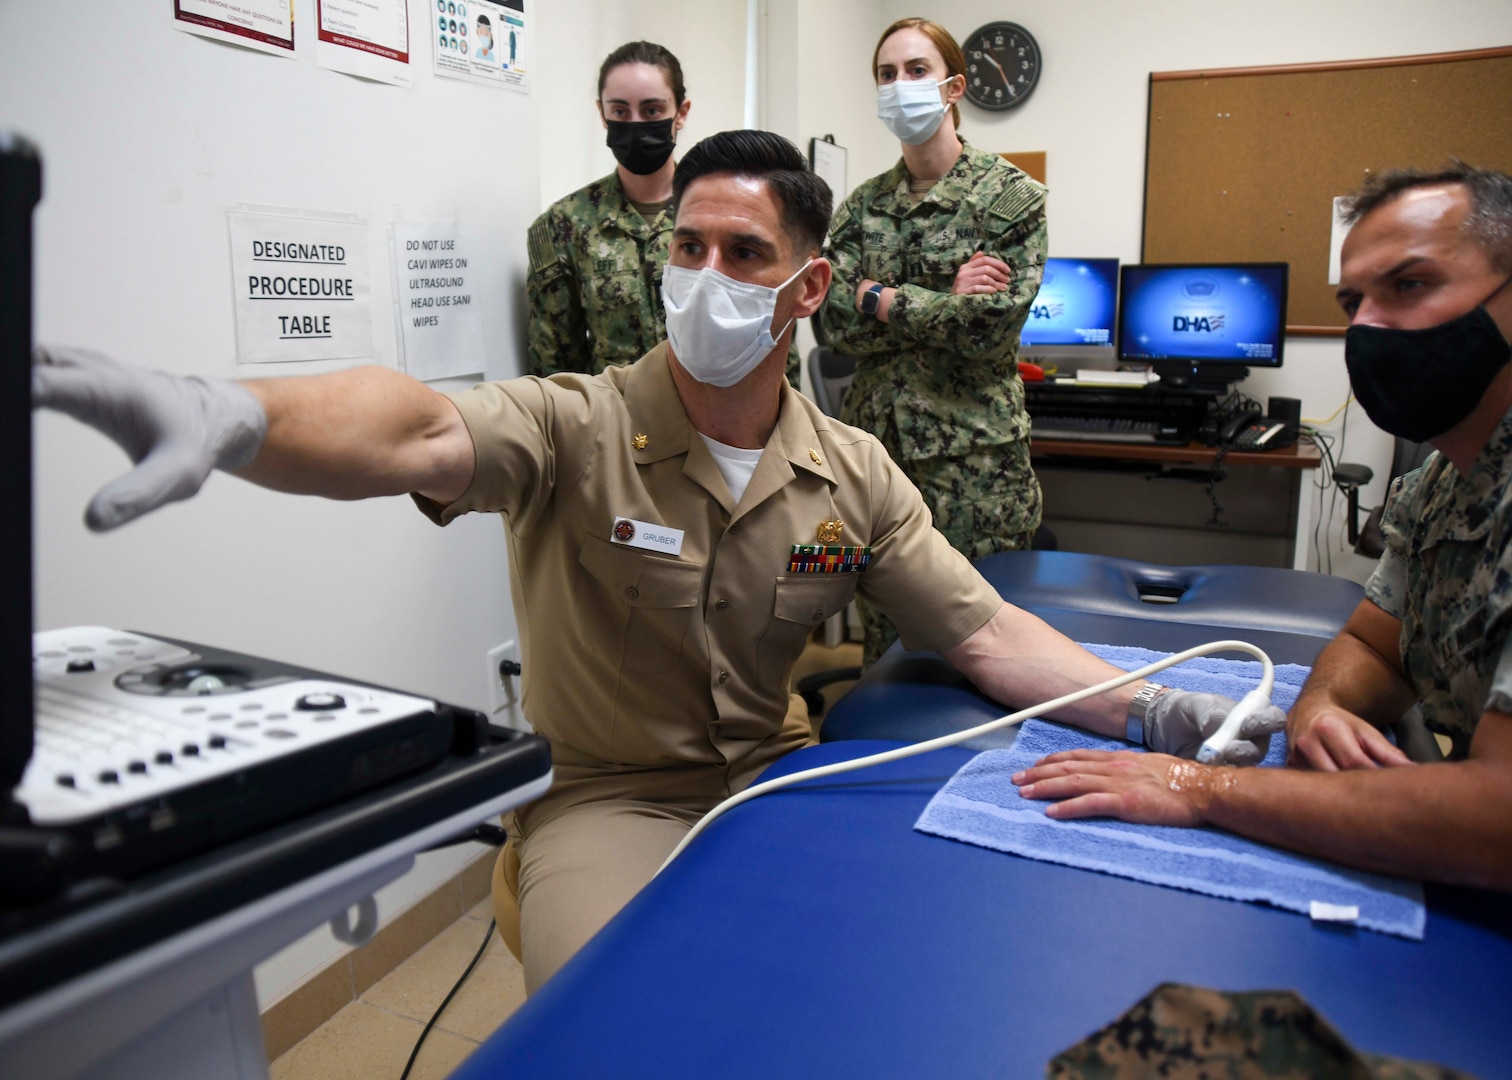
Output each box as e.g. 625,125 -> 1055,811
32,346 -> 266,532
1144,688 -> 1286,766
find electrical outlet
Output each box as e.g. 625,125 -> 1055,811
486,639 -> 520,716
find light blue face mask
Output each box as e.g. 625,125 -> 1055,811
876,77 -> 953,145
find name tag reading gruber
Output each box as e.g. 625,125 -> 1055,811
611,517 -> 685,556
788,545 -> 872,573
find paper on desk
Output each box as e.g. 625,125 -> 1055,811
1069,369 -> 1160,387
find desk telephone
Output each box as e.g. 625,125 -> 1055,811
1213,409 -> 1297,451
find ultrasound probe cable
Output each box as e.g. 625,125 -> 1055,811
656,639 -> 1275,875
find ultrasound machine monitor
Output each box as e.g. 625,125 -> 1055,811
1117,262 -> 1288,388
1019,257 -> 1119,370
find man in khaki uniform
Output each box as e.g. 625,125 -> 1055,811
35,131 -> 1282,992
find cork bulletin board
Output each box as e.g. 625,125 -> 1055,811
1142,47 -> 1512,335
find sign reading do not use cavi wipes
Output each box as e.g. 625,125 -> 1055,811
227,207 -> 374,364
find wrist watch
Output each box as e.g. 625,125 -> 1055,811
1126,682 -> 1167,745
860,283 -> 885,319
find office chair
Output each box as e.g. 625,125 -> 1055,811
1335,437 -> 1432,559
808,345 -> 857,419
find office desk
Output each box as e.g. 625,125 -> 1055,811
0,729 -> 550,1080
1032,437 -> 1322,471
1030,437 -> 1324,570
455,739 -> 1512,1079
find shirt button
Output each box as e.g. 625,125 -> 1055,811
717,670 -> 729,684
728,523 -> 740,534
715,598 -> 728,611
624,586 -> 639,600
812,608 -> 825,620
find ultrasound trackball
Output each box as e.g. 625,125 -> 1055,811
295,692 -> 347,711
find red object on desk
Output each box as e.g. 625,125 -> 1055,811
1019,362 -> 1045,381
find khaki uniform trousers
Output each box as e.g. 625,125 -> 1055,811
493,696 -> 814,993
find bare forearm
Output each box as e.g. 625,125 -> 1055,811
239,366 -> 474,504
1207,754 -> 1512,889
944,602 -> 1138,738
1292,614 -> 1415,729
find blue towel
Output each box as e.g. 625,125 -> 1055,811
915,664 -> 1427,939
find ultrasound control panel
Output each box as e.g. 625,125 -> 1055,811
21,627 -> 440,827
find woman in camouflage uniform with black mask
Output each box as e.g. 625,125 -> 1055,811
527,43 -> 801,387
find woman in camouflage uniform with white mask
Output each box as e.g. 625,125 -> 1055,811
818,17 -> 1048,665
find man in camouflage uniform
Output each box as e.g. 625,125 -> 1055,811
525,173 -> 800,387
1013,164 -> 1512,892
818,139 -> 1047,665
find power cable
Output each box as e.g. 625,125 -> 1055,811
398,918 -> 497,1080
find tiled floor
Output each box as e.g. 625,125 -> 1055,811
268,634 -> 864,1078
269,897 -> 521,1080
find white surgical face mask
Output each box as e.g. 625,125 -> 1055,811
876,77 -> 953,145
662,260 -> 811,387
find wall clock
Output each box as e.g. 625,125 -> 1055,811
963,21 -> 1041,111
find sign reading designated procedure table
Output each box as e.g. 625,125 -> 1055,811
228,209 -> 374,364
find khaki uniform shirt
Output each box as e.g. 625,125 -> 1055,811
419,343 -> 1002,771
818,139 -> 1048,462
1365,405 -> 1512,758
525,171 -> 800,386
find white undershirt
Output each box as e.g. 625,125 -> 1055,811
698,432 -> 764,504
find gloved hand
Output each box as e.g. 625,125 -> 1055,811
1145,689 -> 1286,766
32,346 -> 267,532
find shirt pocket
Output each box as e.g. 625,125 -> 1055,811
859,233 -> 902,289
582,268 -> 643,318
757,576 -> 859,689
579,538 -> 704,674
916,233 -> 979,294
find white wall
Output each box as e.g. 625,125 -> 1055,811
533,0 -> 751,212
5,1 -> 535,1005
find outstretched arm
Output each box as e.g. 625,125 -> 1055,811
34,347 -> 474,530
241,365 -> 473,504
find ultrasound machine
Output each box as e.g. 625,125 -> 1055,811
0,138 -> 551,1079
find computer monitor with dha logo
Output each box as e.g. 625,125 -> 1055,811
1019,257 -> 1119,370
1118,262 -> 1289,389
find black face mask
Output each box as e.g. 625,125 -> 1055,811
605,118 -> 676,176
1344,279 -> 1512,442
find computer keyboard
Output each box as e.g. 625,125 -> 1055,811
1029,416 -> 1161,443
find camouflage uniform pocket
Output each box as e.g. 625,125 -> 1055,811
917,236 -> 979,294
582,269 -> 642,315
